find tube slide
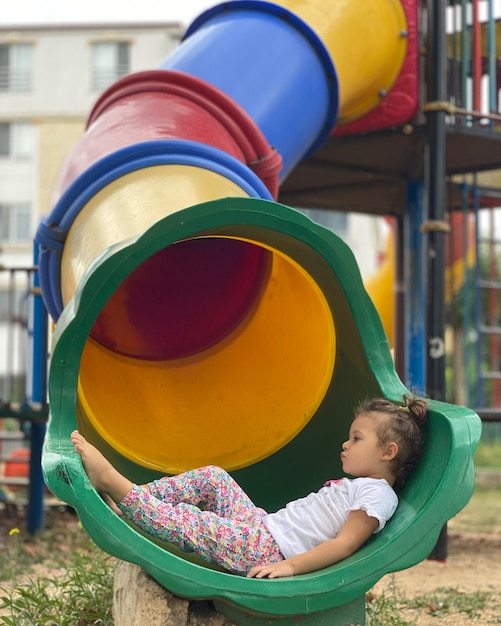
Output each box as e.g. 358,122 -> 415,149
39,2 -> 480,624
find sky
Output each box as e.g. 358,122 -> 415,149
2,0 -> 217,27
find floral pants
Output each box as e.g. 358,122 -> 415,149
117,465 -> 284,574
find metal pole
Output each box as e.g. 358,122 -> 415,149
472,0 -> 481,111
394,216 -> 405,379
473,184 -> 483,408
27,245 -> 48,535
405,181 -> 426,396
488,0 -> 496,115
460,0 -> 469,115
462,183 -> 472,407
425,0 -> 448,561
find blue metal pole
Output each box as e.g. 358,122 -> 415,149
405,181 -> 426,395
27,244 -> 48,534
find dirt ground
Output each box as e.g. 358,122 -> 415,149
372,529 -> 501,625
372,473 -> 501,625
0,479 -> 500,625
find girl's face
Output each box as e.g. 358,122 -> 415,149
341,413 -> 394,480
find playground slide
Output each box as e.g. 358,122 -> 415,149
38,2 -> 481,624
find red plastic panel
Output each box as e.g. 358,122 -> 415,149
52,71 -> 281,203
90,238 -> 271,360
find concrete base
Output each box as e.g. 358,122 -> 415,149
113,561 -> 235,626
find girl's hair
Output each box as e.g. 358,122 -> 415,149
355,394 -> 428,492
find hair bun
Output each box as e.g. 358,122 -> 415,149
402,394 -> 428,427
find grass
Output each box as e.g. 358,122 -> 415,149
408,587 -> 490,619
474,441 -> 501,468
0,509 -> 115,625
367,581 -> 495,626
0,547 -> 115,626
0,509 -> 85,582
449,484 -> 501,534
366,577 -> 416,626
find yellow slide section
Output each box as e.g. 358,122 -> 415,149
275,0 -> 408,123
76,238 -> 335,474
60,165 -> 252,305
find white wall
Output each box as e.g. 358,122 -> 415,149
0,160 -> 35,203
345,214 -> 386,280
0,25 -> 183,117
0,23 -> 184,269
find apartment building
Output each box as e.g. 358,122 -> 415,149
0,21 -> 183,389
0,21 -> 184,270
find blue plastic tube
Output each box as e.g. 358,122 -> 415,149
160,1 -> 339,180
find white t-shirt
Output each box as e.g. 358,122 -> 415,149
262,477 -> 398,559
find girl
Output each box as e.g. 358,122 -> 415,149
71,394 -> 427,578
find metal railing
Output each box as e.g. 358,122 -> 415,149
0,264 -> 48,419
0,261 -> 48,532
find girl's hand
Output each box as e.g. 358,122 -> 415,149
247,560 -> 295,579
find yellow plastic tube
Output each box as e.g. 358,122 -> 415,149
60,166 -> 336,473
77,243 -> 335,473
60,165 -> 251,305
273,0 -> 408,123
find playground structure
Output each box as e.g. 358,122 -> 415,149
5,0 -> 501,623
33,0 -> 482,624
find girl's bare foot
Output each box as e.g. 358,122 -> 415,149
102,493 -> 124,516
71,430 -> 133,504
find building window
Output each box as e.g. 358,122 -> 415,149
91,41 -> 130,91
0,43 -> 32,92
0,203 -> 32,243
0,122 -> 33,158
